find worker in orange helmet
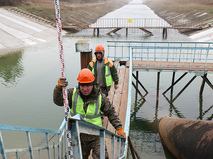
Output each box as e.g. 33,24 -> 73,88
53,68 -> 125,159
87,44 -> 119,97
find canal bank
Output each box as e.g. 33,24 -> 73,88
143,0 -> 213,35
0,1 -> 212,159
1,0 -> 213,53
0,0 -> 131,53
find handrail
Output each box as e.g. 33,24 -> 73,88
0,120 -> 66,159
68,114 -> 126,159
89,18 -> 203,29
121,47 -> 133,158
106,41 -> 213,73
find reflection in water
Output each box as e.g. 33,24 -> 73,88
0,51 -> 24,87
163,95 -> 185,118
198,95 -> 213,120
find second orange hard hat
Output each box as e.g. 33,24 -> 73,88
95,45 -> 105,52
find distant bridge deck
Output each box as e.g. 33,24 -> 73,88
89,18 -> 203,29
63,18 -> 204,35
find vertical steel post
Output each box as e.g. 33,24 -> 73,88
171,72 -> 175,98
0,130 -> 7,159
100,130 -> 105,159
26,131 -> 34,159
156,72 -> 160,106
70,121 -> 82,159
116,138 -> 120,159
46,133 -> 51,159
200,73 -> 206,96
111,135 -> 115,159
53,142 -> 55,159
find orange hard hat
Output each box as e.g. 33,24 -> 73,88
95,45 -> 105,52
77,68 -> 95,83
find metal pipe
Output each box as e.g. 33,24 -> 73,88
158,117 -> 213,159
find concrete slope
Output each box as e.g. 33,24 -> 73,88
0,8 -> 59,52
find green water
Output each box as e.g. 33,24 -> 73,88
1,28 -> 212,158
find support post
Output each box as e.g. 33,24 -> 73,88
136,71 -> 138,90
0,131 -> 7,159
171,72 -> 175,96
201,74 -> 213,89
163,72 -> 188,95
171,76 -> 197,103
156,72 -> 160,106
100,130 -> 105,159
80,51 -> 92,69
97,28 -> 99,36
26,131 -> 34,159
163,28 -> 167,38
139,28 -> 153,36
132,82 -> 146,101
93,29 -> 96,36
132,73 -> 148,93
200,73 -> 207,96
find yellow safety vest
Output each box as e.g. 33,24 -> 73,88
91,58 -> 113,87
70,87 -> 102,127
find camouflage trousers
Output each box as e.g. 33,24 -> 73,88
80,133 -> 109,159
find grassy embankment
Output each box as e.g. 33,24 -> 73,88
144,0 -> 213,34
145,0 -> 213,14
4,0 -> 131,31
4,0 -> 213,34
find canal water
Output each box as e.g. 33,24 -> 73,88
0,0 -> 212,158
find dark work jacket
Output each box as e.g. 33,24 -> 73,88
87,57 -> 119,91
53,85 -> 122,129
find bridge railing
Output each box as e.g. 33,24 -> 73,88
89,18 -> 203,29
107,41 -> 213,73
0,114 -> 128,159
68,114 -> 126,159
0,120 -> 67,159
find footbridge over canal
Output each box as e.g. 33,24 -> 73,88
64,18 -> 204,36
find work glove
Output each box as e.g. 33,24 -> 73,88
116,127 -> 126,142
57,77 -> 68,89
114,82 -> 118,89
114,84 -> 118,89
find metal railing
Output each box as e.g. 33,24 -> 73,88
107,41 -> 213,73
89,18 -> 203,29
0,50 -> 133,158
0,112 -> 132,159
68,114 -> 128,159
0,120 -> 67,159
